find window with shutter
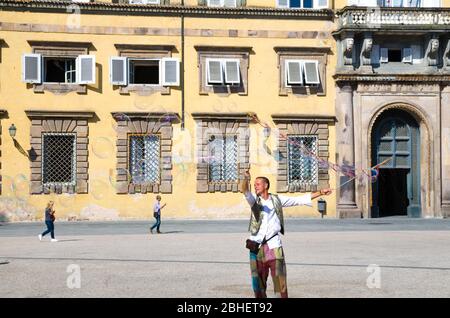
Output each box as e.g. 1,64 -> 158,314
22,53 -> 42,84
303,61 -> 320,85
206,59 -> 224,84
371,45 -> 380,65
43,57 -> 76,84
380,48 -> 389,63
110,57 -> 128,86
207,0 -> 222,6
402,48 -> 413,64
162,58 -> 180,86
223,0 -> 237,7
76,55 -> 96,84
277,0 -> 289,8
224,59 -> 240,84
286,60 -> 303,85
128,59 -> 160,85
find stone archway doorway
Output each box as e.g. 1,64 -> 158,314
371,109 -> 421,218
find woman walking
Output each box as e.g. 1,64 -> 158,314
150,195 -> 166,234
38,201 -> 58,242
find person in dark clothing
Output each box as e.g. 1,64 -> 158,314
38,201 -> 58,242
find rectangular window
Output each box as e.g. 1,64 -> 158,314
110,56 -> 179,87
207,0 -> 237,7
285,60 -> 320,86
23,53 -> 95,85
277,0 -> 325,8
129,59 -> 160,85
129,134 -> 160,184
44,57 -> 76,83
288,135 -> 318,186
208,135 -> 238,182
388,49 -> 402,62
42,134 -> 76,186
206,58 -> 240,86
129,0 -> 161,4
378,0 -> 422,7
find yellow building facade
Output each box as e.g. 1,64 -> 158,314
1,0 -> 448,221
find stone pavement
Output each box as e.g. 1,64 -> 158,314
1,219 -> 450,298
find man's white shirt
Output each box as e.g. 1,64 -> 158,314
244,191 -> 312,249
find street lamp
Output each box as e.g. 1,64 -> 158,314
8,124 -> 17,138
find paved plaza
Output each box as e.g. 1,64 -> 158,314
1,218 -> 450,298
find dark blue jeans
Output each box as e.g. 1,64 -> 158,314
150,215 -> 161,232
41,221 -> 55,239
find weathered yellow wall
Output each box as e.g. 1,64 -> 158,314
0,7 -> 337,221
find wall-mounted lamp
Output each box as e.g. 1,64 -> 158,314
8,124 -> 33,159
8,124 -> 17,138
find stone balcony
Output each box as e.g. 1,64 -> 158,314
337,6 -> 450,30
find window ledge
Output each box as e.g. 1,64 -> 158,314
33,83 -> 87,94
119,84 -> 170,95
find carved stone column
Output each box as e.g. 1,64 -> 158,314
336,84 -> 361,218
441,85 -> 450,217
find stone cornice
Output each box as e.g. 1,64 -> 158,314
111,112 -> 180,123
0,0 -> 334,19
334,73 -> 450,82
192,112 -> 256,122
273,46 -> 332,53
272,114 -> 337,123
114,44 -> 176,51
25,110 -> 96,119
194,45 -> 253,52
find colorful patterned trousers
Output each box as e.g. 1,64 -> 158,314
249,243 -> 288,298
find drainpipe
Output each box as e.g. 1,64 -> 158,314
181,0 -> 185,130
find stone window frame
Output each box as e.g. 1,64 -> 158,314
28,41 -> 93,94
114,44 -> 175,96
274,47 -> 330,97
26,110 -> 95,195
195,46 -> 251,96
112,112 -> 180,195
193,113 -> 253,193
273,114 -> 335,193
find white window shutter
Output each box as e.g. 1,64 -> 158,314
76,55 -> 96,84
224,59 -> 240,84
402,48 -> 413,63
277,0 -> 289,8
223,0 -> 237,7
380,48 -> 389,63
286,60 -> 303,85
411,45 -> 422,64
110,56 -> 128,86
422,0 -> 441,7
303,61 -> 320,85
22,53 -> 42,84
314,0 -> 328,8
162,57 -> 180,86
207,59 -> 223,84
147,0 -> 160,3
208,0 -> 222,6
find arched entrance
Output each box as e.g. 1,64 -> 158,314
371,109 -> 421,218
